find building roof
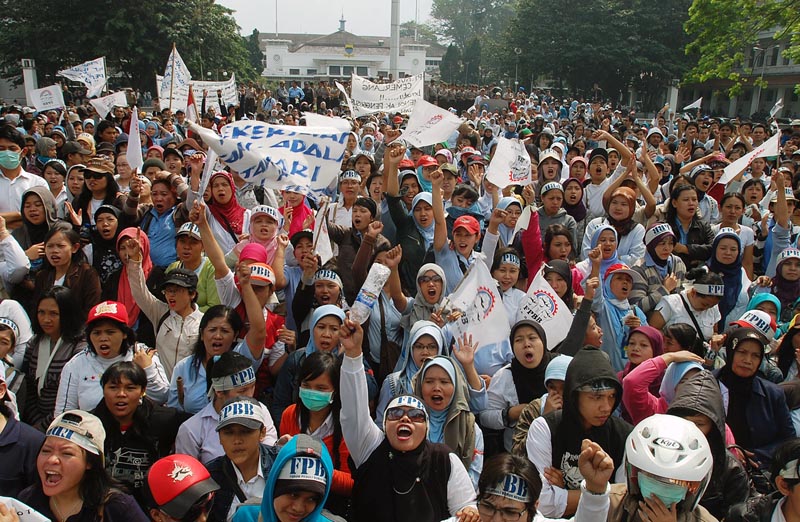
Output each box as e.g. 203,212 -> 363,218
260,30 -> 446,57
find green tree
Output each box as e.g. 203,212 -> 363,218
462,38 -> 482,84
430,0 -> 514,51
0,0 -> 258,91
439,44 -> 462,83
684,0 -> 800,94
246,29 -> 265,78
399,21 -> 439,43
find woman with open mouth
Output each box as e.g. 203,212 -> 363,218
17,410 -> 149,521
666,183 -> 714,270
55,300 -> 168,414
339,318 -> 479,522
92,361 -> 184,510
82,205 -> 123,286
630,223 -> 687,318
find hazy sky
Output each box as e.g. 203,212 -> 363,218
217,0 -> 434,36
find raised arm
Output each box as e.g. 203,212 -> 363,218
237,263 -> 267,360
191,201 -> 230,280
592,130 -> 632,162
383,141 -> 405,197
431,168 -> 448,252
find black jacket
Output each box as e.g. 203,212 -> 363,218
667,370 -> 752,520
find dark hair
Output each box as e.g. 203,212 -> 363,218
665,184 -> 698,224
365,173 -> 382,191
43,160 -> 67,177
544,224 -> 574,260
775,327 -> 800,379
43,227 -> 87,268
101,360 -> 147,388
31,286 -> 86,342
73,171 -> 122,214
742,178 -> 766,197
79,451 -> 126,509
452,184 -> 480,205
770,438 -> 800,490
478,453 -> 543,519
719,192 -> 745,209
0,322 -> 16,347
191,305 -> 244,372
664,324 -> 705,358
93,120 -> 116,142
491,247 -> 522,273
0,124 -> 25,148
296,352 -> 344,468
86,318 -> 137,357
685,269 -> 724,298
206,351 -> 254,397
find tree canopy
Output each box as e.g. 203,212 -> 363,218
0,0 -> 258,92
684,0 -> 800,95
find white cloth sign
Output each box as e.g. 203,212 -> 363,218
157,73 -> 238,113
486,137 -> 532,189
58,57 -> 107,98
126,107 -> 143,172
770,98 -> 784,118
28,85 -> 66,111
402,99 -> 462,148
89,91 -> 128,117
159,46 -> 192,112
313,203 -> 334,267
683,97 -> 702,111
301,112 -> 351,132
348,73 -> 424,117
187,120 -> 348,192
334,81 -> 354,118
446,261 -> 510,350
719,133 -> 781,184
516,268 -> 573,351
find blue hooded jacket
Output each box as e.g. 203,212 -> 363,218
232,434 -> 344,522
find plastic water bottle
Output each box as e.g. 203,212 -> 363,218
349,263 -> 391,324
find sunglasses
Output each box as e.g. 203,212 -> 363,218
167,492 -> 215,522
418,275 -> 443,284
385,407 -> 427,423
84,171 -> 106,180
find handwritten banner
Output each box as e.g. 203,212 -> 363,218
27,85 -> 66,112
89,91 -> 128,117
159,47 -> 192,112
58,57 -> 107,98
157,73 -> 238,113
187,120 -> 348,192
349,73 -> 423,117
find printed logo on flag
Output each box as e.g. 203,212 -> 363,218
476,286 -> 497,319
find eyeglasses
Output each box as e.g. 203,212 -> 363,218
385,406 -> 427,423
84,171 -> 106,180
417,275 -> 443,284
412,343 -> 438,353
162,286 -> 189,296
477,500 -> 527,521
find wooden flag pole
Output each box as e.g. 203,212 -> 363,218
168,42 -> 176,113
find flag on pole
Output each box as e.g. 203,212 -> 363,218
312,202 -> 334,266
186,84 -> 199,123
402,99 -> 462,148
683,97 -> 702,111
28,85 -> 66,112
198,148 -> 218,196
58,57 -> 107,98
160,46 -> 192,112
516,267 -> 574,351
89,91 -> 128,118
126,107 -> 143,172
719,133 -> 781,184
446,262 -> 510,350
486,137 -> 532,189
770,98 -> 784,118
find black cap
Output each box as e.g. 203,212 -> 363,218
163,148 -> 184,161
161,268 -> 198,290
290,229 -> 314,248
62,141 -> 91,156
588,148 -> 609,166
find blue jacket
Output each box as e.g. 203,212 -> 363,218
232,434 -> 345,522
715,370 -> 796,467
0,414 -> 44,497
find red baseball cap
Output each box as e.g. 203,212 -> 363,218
392,115 -> 404,124
416,155 -> 438,168
87,301 -> 129,325
398,158 -> 416,169
453,215 -> 480,235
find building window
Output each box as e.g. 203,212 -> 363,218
343,66 -> 354,76
307,68 -> 317,76
289,68 -> 300,75
425,59 -> 440,66
329,65 -> 341,75
378,70 -> 388,78
356,66 -> 368,76
783,50 -> 791,66
769,47 -> 779,66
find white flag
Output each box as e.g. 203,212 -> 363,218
58,57 -> 106,98
486,137 -> 532,189
89,91 -> 128,118
719,133 -> 781,184
126,107 -> 143,172
198,148 -> 218,197
186,120 -> 349,193
683,97 -> 702,111
348,73 -> 424,117
313,204 -> 334,267
334,81 -> 354,119
516,268 -> 573,351
401,99 -> 462,148
301,112 -> 352,132
28,85 -> 66,112
770,98 -> 784,118
159,46 -> 192,112
156,72 -> 238,113
446,262 -> 510,350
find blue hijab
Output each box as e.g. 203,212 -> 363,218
418,356 -> 457,443
393,320 -> 444,395
497,196 -> 522,246
411,192 -> 435,250
305,305 -> 346,355
591,224 -> 620,279
707,228 -> 743,328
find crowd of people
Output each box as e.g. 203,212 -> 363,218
0,84 -> 800,522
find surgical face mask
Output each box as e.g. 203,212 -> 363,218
637,473 -> 688,508
0,150 -> 21,170
299,388 -> 333,412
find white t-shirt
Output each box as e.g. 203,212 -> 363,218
655,292 -> 721,340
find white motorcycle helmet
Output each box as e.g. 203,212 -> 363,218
624,414 -> 713,511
